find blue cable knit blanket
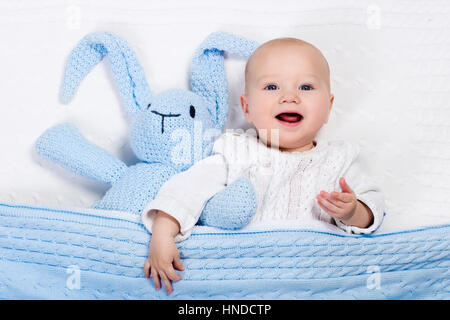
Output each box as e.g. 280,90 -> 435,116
0,202 -> 448,299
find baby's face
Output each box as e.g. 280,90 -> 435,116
241,39 -> 334,152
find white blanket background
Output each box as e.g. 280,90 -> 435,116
1,0 -> 449,232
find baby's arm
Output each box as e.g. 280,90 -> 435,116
144,211 -> 184,294
142,154 -> 228,293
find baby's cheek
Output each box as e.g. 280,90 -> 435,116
308,105 -> 330,126
307,113 -> 326,129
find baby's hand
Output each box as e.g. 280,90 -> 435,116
316,177 -> 358,224
144,233 -> 185,294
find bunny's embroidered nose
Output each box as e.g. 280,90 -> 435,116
151,110 -> 181,134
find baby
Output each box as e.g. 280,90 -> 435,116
142,37 -> 385,294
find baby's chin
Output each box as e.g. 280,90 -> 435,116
267,137 -> 315,152
255,130 -> 315,151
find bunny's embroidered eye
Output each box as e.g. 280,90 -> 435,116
147,103 -> 151,109
189,105 -> 196,118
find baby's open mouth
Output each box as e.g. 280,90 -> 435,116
275,112 -> 303,123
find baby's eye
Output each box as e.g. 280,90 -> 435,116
264,84 -> 278,91
300,84 -> 313,91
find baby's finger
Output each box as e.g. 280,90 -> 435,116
331,191 -> 354,203
165,265 -> 182,282
340,177 -> 355,195
173,256 -> 185,271
151,268 -> 161,290
144,259 -> 151,278
317,196 -> 341,216
160,272 -> 173,294
326,193 -> 346,209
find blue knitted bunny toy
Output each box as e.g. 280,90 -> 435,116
35,31 -> 259,230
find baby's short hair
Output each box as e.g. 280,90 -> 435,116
244,37 -> 330,91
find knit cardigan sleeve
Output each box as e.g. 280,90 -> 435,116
140,153 -> 228,242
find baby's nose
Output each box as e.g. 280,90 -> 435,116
279,92 -> 300,104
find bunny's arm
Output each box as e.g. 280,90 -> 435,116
200,177 -> 256,229
35,123 -> 128,185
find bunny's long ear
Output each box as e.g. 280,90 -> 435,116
190,32 -> 259,131
60,31 -> 152,117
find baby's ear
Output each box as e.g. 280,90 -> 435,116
240,94 -> 250,120
325,94 -> 335,124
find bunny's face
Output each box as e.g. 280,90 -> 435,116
129,88 -> 219,170
59,31 -> 258,171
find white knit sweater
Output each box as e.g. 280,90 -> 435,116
142,131 -> 385,241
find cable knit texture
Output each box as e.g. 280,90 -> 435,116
0,202 -> 448,299
34,31 -> 259,229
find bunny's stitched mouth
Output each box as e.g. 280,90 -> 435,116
151,110 -> 181,134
